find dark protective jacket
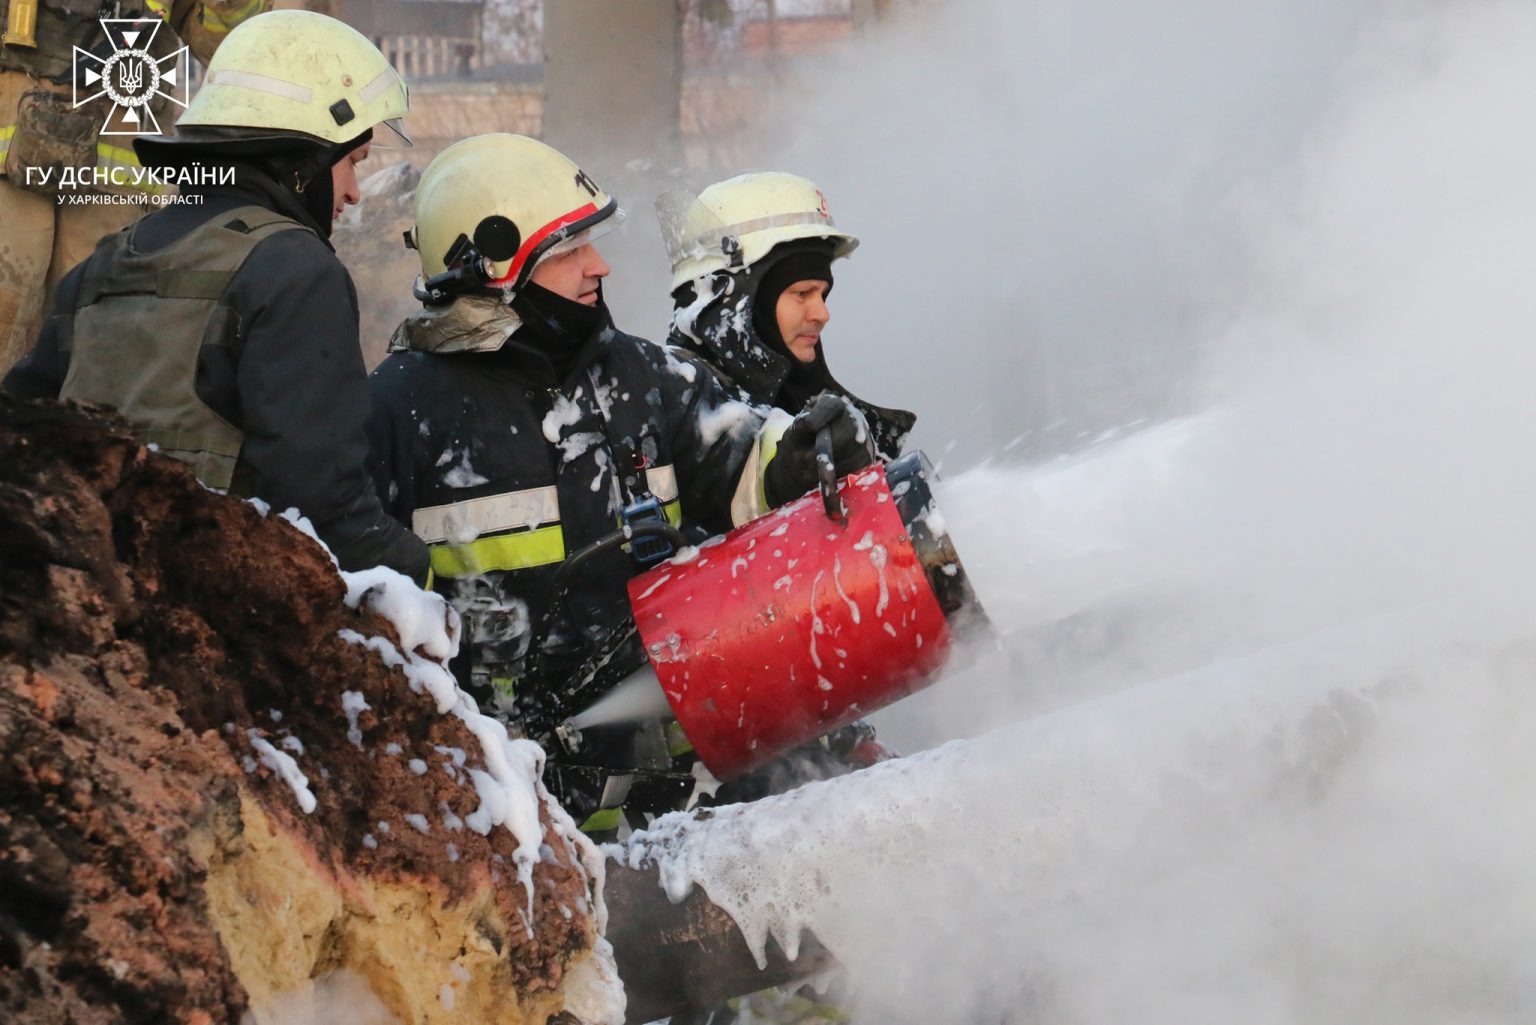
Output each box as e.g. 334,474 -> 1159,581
668,246 -> 916,461
367,297 -> 767,720
368,295 -> 772,827
2,166 -> 431,582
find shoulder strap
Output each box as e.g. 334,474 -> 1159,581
584,363 -> 654,509
218,205 -> 318,242
75,205 -> 314,307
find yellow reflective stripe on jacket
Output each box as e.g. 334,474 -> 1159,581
0,124 -> 14,165
426,499 -> 681,579
414,464 -> 678,544
144,0 -> 172,19
200,0 -> 267,35
430,523 -> 567,578
732,407 -> 793,525
579,807 -> 624,833
665,720 -> 693,757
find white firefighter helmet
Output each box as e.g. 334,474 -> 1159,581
176,9 -> 410,147
656,171 -> 859,293
409,133 -> 624,299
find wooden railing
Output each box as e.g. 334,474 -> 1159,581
375,34 -> 482,80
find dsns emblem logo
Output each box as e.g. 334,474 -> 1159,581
73,19 -> 189,136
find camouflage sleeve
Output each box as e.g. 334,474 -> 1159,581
167,0 -> 270,67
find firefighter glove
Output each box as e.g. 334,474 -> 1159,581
764,392 -> 875,508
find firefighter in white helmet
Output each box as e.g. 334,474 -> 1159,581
365,133 -> 877,833
0,0 -> 271,375
658,171 -> 915,462
3,10 -> 428,582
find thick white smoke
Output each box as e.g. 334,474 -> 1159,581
759,0 -> 1379,465
627,1 -> 1536,1023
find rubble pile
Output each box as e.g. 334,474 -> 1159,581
333,162 -> 425,369
0,397 -> 610,1025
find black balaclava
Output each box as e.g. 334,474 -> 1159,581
135,125 -> 372,241
258,127 -> 372,239
750,242 -> 835,352
505,280 -> 613,385
749,240 -> 838,414
668,235 -> 918,459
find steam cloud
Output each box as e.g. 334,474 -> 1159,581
630,1 -> 1536,1023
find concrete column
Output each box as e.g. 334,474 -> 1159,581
541,1 -> 683,336
541,0 -> 681,169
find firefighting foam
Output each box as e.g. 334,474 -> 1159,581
619,2 -> 1536,1023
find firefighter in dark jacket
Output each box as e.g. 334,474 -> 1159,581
658,171 -> 916,462
656,173 -> 911,820
366,133 -> 877,831
1,10 -> 429,582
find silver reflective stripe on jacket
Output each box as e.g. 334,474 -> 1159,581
412,465 -> 680,545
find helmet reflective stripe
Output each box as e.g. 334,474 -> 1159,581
175,11 -> 410,148
658,171 -> 858,292
206,68 -> 313,104
677,209 -> 838,266
358,69 -> 400,105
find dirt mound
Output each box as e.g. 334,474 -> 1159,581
0,397 -> 608,1025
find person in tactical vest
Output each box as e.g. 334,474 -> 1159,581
658,171 -> 916,463
365,133 -> 877,834
2,9 -> 429,582
0,0 -> 269,375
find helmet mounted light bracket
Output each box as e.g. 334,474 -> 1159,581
412,214 -> 526,307
722,234 -> 744,271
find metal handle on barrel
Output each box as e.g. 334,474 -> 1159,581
815,426 -> 846,523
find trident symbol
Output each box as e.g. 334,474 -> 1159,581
117,58 -> 142,95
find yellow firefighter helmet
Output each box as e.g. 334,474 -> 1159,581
656,171 -> 859,293
176,9 -> 410,147
409,133 -> 623,303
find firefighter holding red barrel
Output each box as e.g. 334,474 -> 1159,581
364,133 -> 881,835
658,170 -> 916,463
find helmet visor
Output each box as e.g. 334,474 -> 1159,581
655,187 -> 735,279
538,204 -> 626,262
376,116 -> 412,148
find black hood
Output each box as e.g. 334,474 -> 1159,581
666,245 -> 916,461
135,126 -> 371,240
502,281 -> 616,388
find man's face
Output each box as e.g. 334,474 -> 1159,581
529,243 -> 610,304
330,141 -> 370,223
774,279 -> 831,363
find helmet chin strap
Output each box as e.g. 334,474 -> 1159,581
288,152 -> 337,235
274,128 -> 372,239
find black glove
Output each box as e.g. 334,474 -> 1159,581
764,392 -> 876,508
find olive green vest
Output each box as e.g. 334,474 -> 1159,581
1,1 -> 153,80
59,204 -> 314,491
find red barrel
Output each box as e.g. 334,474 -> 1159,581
627,453 -> 984,780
